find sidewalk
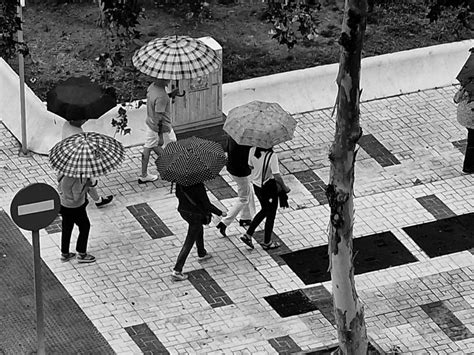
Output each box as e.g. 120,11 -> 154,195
0,85 -> 473,354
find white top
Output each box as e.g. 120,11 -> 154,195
248,147 -> 280,188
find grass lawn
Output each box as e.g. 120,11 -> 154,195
6,0 -> 472,101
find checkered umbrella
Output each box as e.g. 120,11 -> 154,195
156,137 -> 227,186
49,132 -> 124,178
132,35 -> 220,80
223,101 -> 297,149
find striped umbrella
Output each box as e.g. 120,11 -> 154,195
156,137 -> 227,186
223,101 -> 297,149
49,132 -> 124,178
132,35 -> 220,80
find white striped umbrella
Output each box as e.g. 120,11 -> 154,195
49,132 -> 124,178
132,35 -> 220,80
223,101 -> 297,149
156,137 -> 226,186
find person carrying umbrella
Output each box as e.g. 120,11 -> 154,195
49,132 -> 125,263
62,119 -> 114,207
132,35 -> 221,183
155,136 -> 228,281
172,182 -> 227,281
454,47 -> 474,174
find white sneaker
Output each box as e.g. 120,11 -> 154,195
171,270 -> 188,281
138,174 -> 158,184
197,253 -> 212,262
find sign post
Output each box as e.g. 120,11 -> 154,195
17,0 -> 28,155
10,183 -> 60,355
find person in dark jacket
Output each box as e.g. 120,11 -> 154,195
172,182 -> 227,281
216,136 -> 255,237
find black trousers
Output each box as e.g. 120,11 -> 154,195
174,211 -> 206,273
246,181 -> 279,244
463,128 -> 474,173
60,202 -> 90,254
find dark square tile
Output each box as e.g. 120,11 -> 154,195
452,139 -> 467,155
125,323 -> 170,354
268,335 -> 302,354
265,289 -> 318,318
252,230 -> 291,266
403,213 -> 474,257
187,269 -> 233,308
281,232 -> 417,285
358,134 -> 400,167
126,203 -> 173,239
204,175 -> 237,200
416,194 -> 456,220
293,170 -> 328,205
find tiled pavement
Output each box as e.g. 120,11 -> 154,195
0,86 -> 473,354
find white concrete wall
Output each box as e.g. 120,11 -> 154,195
222,39 -> 474,114
1,40 -> 472,155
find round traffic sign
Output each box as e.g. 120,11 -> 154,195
10,183 -> 60,231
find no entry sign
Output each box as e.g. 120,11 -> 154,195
10,183 -> 60,231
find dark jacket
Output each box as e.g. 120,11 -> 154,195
175,183 -> 222,217
225,136 -> 251,177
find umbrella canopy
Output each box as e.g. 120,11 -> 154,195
49,132 -> 124,178
47,76 -> 117,121
132,35 -> 221,80
457,48 -> 474,96
223,101 -> 297,149
156,136 -> 226,186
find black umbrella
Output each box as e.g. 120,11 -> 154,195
46,76 -> 117,121
457,48 -> 474,95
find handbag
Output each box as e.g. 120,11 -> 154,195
261,152 -> 290,208
181,189 -> 212,225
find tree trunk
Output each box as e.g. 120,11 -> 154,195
326,0 -> 368,354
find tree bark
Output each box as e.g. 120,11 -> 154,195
326,0 -> 368,354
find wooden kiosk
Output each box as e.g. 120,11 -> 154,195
170,37 -> 226,145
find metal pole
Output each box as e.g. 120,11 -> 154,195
18,2 -> 28,155
32,230 -> 45,355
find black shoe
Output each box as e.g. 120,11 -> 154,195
462,169 -> 473,174
239,219 -> 252,227
216,222 -> 227,237
96,195 -> 113,207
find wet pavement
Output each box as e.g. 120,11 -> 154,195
0,86 -> 473,354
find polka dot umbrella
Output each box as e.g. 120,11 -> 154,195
156,136 -> 227,186
49,132 -> 124,178
223,101 -> 297,149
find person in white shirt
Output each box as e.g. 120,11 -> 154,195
240,146 -> 290,250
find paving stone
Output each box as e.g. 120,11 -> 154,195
415,194 -> 456,220
124,323 -> 170,354
205,175 -> 237,200
421,301 -> 473,342
0,211 -> 114,354
452,139 -> 467,155
126,202 -> 173,239
187,269 -> 234,308
252,230 -> 291,266
292,170 -> 328,205
358,133 -> 401,167
268,335 -> 302,354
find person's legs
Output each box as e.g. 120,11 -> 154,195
221,175 -> 251,226
263,192 -> 279,244
463,128 -> 474,173
74,205 -> 91,254
139,127 -> 159,182
60,207 -> 75,255
174,212 -> 200,273
240,178 -> 256,221
245,185 -> 266,237
194,223 -> 206,257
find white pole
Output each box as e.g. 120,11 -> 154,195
18,1 -> 28,155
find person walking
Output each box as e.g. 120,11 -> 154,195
454,86 -> 474,174
240,146 -> 290,250
62,119 -> 113,208
215,136 -> 255,237
58,175 -> 96,263
172,182 -> 227,281
139,79 -> 177,184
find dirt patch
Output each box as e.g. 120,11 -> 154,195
5,1 -> 472,101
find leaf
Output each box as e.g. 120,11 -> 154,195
118,107 -> 126,115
